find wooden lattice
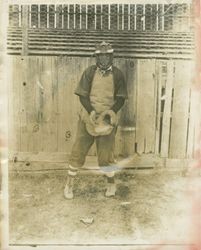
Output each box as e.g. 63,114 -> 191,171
9,3 -> 194,32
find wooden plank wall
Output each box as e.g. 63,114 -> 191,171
8,56 -> 198,162
136,59 -> 157,154
169,60 -> 192,158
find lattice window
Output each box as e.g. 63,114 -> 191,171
55,5 -> 62,28
80,5 -> 86,30
164,4 -> 173,31
8,3 -> 194,32
145,4 -> 152,30
110,4 -> 118,30
130,5 -> 136,30
30,5 -> 38,28
136,4 -> 143,30
151,4 -> 157,31
68,4 -> 74,29
96,5 -> 101,30
62,5 -> 67,29
9,5 -> 21,27
39,5 -> 47,28
75,4 -> 80,29
102,5 -> 109,30
123,5 -> 129,30
49,5 -> 56,28
158,4 -> 164,31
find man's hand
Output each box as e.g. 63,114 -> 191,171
100,110 -> 117,126
89,110 -> 98,126
108,110 -> 117,126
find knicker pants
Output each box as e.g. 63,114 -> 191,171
69,118 -> 117,169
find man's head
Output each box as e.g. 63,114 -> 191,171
95,42 -> 114,70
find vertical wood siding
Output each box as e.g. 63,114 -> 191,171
169,60 -> 192,158
8,56 -> 197,160
136,59 -> 157,154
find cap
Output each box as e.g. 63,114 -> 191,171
95,41 -> 114,54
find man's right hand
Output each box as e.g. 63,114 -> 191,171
89,110 -> 98,126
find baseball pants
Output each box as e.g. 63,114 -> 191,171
69,118 -> 117,169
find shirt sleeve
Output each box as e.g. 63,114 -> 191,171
74,67 -> 92,97
79,96 -> 94,114
115,69 -> 128,99
111,96 -> 125,113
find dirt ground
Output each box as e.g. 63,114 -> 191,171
8,168 -> 200,246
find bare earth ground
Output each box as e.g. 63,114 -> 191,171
9,168 -> 200,246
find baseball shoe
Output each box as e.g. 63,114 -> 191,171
64,175 -> 75,199
105,183 -> 117,197
64,183 -> 74,199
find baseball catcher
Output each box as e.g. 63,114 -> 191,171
64,41 -> 127,199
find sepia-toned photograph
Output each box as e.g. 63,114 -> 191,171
0,0 -> 201,249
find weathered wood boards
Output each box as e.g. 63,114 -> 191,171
160,60 -> 174,157
8,56 -> 197,163
8,56 -> 20,151
187,90 -> 201,158
136,59 -> 157,154
159,60 -> 196,159
57,56 -> 76,154
169,60 -> 192,158
114,58 -> 137,157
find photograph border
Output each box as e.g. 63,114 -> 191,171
1,0 -> 200,249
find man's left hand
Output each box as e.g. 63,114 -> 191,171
101,110 -> 117,126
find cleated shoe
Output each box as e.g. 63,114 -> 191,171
64,183 -> 74,199
64,175 -> 75,199
105,183 -> 117,197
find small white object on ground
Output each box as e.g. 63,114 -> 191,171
23,193 -> 33,197
80,217 -> 94,225
120,201 -> 131,205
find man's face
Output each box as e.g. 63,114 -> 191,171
96,53 -> 113,70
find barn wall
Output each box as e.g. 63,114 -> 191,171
8,55 -> 199,162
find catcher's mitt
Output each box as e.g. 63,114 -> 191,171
85,110 -> 117,136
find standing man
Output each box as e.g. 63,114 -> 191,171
64,41 -> 127,199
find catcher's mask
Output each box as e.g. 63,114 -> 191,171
86,110 -> 117,136
95,42 -> 114,70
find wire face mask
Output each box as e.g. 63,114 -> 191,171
96,53 -> 113,70
94,41 -> 114,70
